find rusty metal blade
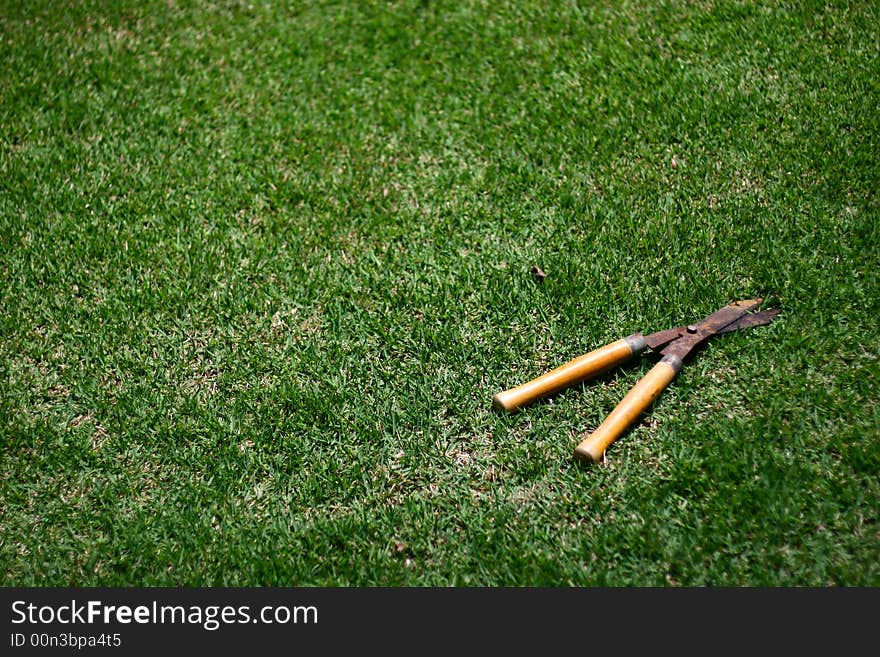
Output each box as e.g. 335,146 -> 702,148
644,299 -> 766,350
643,326 -> 686,350
643,301 -> 779,357
659,298 -> 768,359
692,298 -> 764,334
715,308 -> 781,334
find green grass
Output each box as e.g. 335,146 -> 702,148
1,0 -> 877,586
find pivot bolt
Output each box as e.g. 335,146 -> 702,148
686,324 -> 698,334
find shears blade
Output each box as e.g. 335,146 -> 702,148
648,298 -> 778,360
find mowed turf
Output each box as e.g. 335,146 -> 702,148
1,0 -> 877,586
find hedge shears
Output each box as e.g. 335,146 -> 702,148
493,298 -> 780,464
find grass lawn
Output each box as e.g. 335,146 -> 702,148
1,0 -> 878,586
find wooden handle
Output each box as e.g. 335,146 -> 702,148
574,355 -> 682,464
492,334 -> 647,413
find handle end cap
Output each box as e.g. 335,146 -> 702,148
492,392 -> 516,413
574,442 -> 603,465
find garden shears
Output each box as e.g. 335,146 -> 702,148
492,298 -> 780,464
